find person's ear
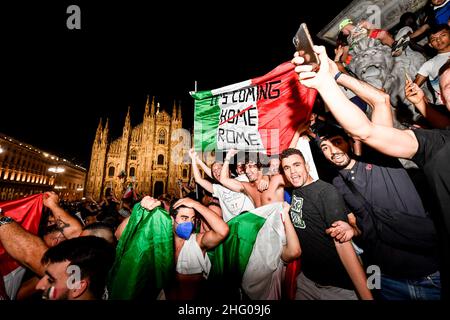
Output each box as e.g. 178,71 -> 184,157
70,279 -> 89,299
349,139 -> 355,152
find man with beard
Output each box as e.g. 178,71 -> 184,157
316,124 -> 441,300
292,44 -> 450,298
280,148 -> 372,300
35,236 -> 115,300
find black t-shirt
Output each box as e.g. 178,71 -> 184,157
332,153 -> 439,278
290,179 -> 353,290
412,129 -> 450,233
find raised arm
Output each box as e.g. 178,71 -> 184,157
189,148 -> 213,193
292,46 -> 419,159
335,68 -> 393,127
289,121 -> 311,148
43,192 -> 82,239
335,241 -> 373,300
195,154 -> 213,179
0,215 -> 47,276
173,198 -> 229,251
406,79 -> 450,129
219,149 -> 245,193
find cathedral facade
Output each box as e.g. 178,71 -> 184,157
86,96 -> 191,201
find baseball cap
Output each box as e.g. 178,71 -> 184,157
339,18 -> 353,31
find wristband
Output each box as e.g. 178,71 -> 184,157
334,71 -> 343,81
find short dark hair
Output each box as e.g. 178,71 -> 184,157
280,148 -> 305,162
168,201 -> 194,219
169,204 -> 198,227
41,236 -> 115,299
314,123 -> 350,145
82,222 -> 115,245
428,24 -> 450,38
244,152 -> 263,169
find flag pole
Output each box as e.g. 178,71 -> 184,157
194,80 -> 199,201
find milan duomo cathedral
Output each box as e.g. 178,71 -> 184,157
86,95 -> 191,201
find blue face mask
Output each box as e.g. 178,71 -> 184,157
175,221 -> 194,240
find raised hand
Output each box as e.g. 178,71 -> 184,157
173,197 -> 198,210
405,80 -> 425,105
140,196 -> 161,211
292,46 -> 334,90
188,148 -> 197,160
225,148 -> 239,161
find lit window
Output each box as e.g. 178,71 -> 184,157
158,130 -> 166,144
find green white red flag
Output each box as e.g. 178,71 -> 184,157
191,62 -> 316,155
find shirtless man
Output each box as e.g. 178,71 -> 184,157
219,149 -> 285,207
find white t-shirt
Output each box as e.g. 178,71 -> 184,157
3,266 -> 26,300
212,184 -> 255,222
295,137 -> 319,181
418,52 -> 450,105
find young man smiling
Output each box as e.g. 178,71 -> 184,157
280,148 -> 372,300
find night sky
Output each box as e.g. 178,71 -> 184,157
1,0 -> 353,168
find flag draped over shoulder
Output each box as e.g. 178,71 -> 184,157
0,194 -> 44,277
208,203 -> 285,299
107,205 -> 174,300
191,62 -> 317,155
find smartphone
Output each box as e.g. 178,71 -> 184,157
405,71 -> 412,82
293,23 -> 319,65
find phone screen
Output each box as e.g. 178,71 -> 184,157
293,23 -> 319,65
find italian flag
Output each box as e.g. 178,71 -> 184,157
191,62 -> 316,155
208,203 -> 286,299
0,194 -> 44,299
107,205 -> 174,300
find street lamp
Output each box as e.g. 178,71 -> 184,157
0,146 -> 3,154
48,166 -> 65,195
48,167 -> 65,174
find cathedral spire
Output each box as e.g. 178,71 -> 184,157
102,118 -> 109,143
178,101 -> 182,119
151,96 -> 156,115
172,100 -> 177,118
96,118 -> 103,136
144,95 -> 150,117
156,102 -> 160,115
125,106 -> 131,126
104,118 -> 109,133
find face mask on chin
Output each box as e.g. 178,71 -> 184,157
175,221 -> 194,240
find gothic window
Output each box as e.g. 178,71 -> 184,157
158,129 -> 166,145
108,166 -> 115,177
182,169 -> 188,178
129,167 -> 136,177
130,150 -> 137,160
157,154 -> 164,165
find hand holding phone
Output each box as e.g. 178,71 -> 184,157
293,23 -> 319,66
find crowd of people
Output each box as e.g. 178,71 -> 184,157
1,1 -> 450,301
